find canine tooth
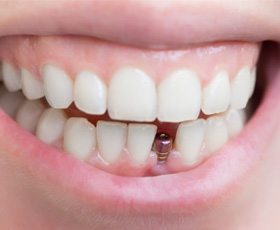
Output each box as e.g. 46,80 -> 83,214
42,65 -> 73,109
64,118 -> 96,161
74,71 -> 107,115
205,116 -> 228,153
108,67 -> 157,122
36,108 -> 67,144
175,119 -> 206,166
230,67 -> 251,109
225,109 -> 245,138
21,69 -> 44,100
127,123 -> 157,165
16,100 -> 44,132
2,62 -> 22,92
202,71 -> 230,115
0,91 -> 25,117
97,121 -> 127,164
158,69 -> 201,122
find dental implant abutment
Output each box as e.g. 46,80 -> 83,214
153,133 -> 173,164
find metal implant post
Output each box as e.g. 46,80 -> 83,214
153,133 -> 173,163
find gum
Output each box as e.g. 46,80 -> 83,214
0,36 -> 260,85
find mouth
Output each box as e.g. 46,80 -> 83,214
1,0 -> 280,225
0,37 -> 260,176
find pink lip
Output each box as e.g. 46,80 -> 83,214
0,45 -> 279,214
1,0 -> 280,48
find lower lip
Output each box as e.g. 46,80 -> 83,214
0,64 -> 279,215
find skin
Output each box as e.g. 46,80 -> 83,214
0,1 -> 280,229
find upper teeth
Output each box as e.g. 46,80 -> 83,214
158,69 -> 201,122
1,62 -> 256,123
108,67 -> 157,122
2,61 -> 22,92
21,69 -> 44,100
42,64 -> 73,109
202,71 -> 231,115
74,70 -> 107,115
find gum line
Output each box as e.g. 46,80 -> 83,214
0,37 -> 259,85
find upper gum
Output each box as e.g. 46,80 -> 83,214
0,35 -> 260,85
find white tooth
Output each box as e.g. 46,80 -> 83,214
249,68 -> 256,97
230,66 -> 251,109
202,71 -> 230,115
175,119 -> 206,166
108,67 -> 156,122
64,117 -> 96,161
158,69 -> 201,122
2,62 -> 22,92
42,65 -> 73,108
225,109 -> 246,138
16,100 -> 44,132
21,69 -> 44,100
0,91 -> 25,117
127,123 -> 157,165
74,70 -> 107,115
205,116 -> 228,153
96,121 -> 127,164
36,108 -> 67,144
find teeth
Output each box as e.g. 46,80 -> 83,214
42,65 -> 73,109
0,91 -> 25,117
36,108 -> 67,144
74,70 -> 107,115
108,67 -> 157,122
127,123 -> 157,165
225,109 -> 245,138
158,69 -> 201,122
249,67 -> 256,97
21,69 -> 44,100
230,66 -> 251,109
16,100 -> 44,132
2,62 -> 22,92
63,117 -> 96,161
96,121 -> 127,164
205,116 -> 228,153
0,59 -> 252,169
202,71 -> 230,115
175,119 -> 206,166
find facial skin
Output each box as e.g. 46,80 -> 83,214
0,1 -> 280,229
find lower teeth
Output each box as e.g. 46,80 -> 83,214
0,84 -> 248,177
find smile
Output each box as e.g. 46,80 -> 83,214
0,36 -> 260,176
0,1 -> 280,227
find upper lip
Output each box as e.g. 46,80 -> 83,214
1,0 -> 280,48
